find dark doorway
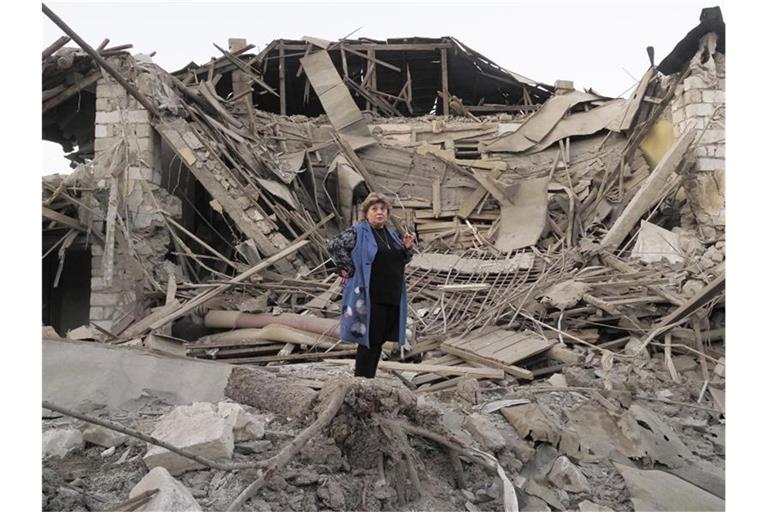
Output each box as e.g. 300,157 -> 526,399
42,242 -> 91,336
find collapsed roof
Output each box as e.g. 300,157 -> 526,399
41,5 -> 726,511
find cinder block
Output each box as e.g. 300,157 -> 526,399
699,129 -> 725,145
94,136 -> 120,152
90,277 -> 107,290
134,137 -> 153,152
95,111 -> 121,124
95,98 -> 110,111
671,108 -> 685,126
693,146 -> 709,158
682,90 -> 702,105
696,157 -> 725,171
91,293 -> 122,307
711,145 -> 726,158
701,90 -> 726,104
94,124 -> 110,138
133,123 -> 153,137
685,103 -> 715,119
127,166 -> 154,181
89,307 -> 106,320
91,244 -> 104,256
683,75 -> 709,92
126,110 -> 150,123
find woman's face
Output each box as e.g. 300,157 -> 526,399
366,202 -> 389,227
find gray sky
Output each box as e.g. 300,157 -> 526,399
42,0 -> 716,172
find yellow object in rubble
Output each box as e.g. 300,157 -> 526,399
639,119 -> 676,168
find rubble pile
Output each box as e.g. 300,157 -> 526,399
42,5 -> 726,511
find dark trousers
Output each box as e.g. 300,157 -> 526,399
355,302 -> 399,378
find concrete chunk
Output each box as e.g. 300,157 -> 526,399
129,466 -> 202,511
465,413 -> 506,452
547,455 -> 590,493
143,403 -> 234,475
42,429 -> 84,459
83,425 -> 128,448
217,401 -> 266,441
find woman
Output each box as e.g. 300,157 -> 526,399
328,192 -> 415,378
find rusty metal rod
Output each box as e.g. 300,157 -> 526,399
42,3 -> 161,118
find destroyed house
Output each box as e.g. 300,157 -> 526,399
41,3 -> 725,356
42,6 -> 726,511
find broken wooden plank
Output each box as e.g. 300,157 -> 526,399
279,41 -> 287,115
42,35 -> 71,59
328,359 -> 504,380
655,273 -> 725,330
457,169 -> 500,219
441,329 -> 553,380
600,124 -> 696,250
213,42 -> 278,97
341,45 -> 401,73
118,300 -> 181,339
301,50 -> 364,131
153,118 -> 291,270
440,48 -> 449,114
618,67 -> 655,131
43,71 -> 100,112
198,81 -> 244,129
42,206 -> 88,232
601,253 -> 685,306
43,4 -> 161,118
148,239 -> 310,331
225,349 -> 358,365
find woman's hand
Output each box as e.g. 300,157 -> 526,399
340,270 -> 349,285
403,231 -> 416,249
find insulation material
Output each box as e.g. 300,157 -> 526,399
639,119 -> 676,167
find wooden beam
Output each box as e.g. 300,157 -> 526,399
601,253 -> 685,306
148,239 -> 310,331
224,349 -> 358,364
366,48 -> 376,112
42,206 -> 86,232
599,124 -> 696,250
42,3 -> 161,118
441,47 -> 450,115
42,71 -> 100,112
328,359 -> 505,380
655,273 -> 724,330
279,41 -> 287,115
340,45 -> 401,73
213,42 -> 278,97
42,35 -> 70,59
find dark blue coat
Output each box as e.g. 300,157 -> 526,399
339,222 -> 408,348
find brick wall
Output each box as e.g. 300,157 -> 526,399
89,55 -> 181,335
669,32 -> 725,238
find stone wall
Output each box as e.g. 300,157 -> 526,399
669,32 -> 725,239
89,55 -> 181,334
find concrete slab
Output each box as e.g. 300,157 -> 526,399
614,462 -> 724,511
43,339 -> 232,412
143,403 -> 234,475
